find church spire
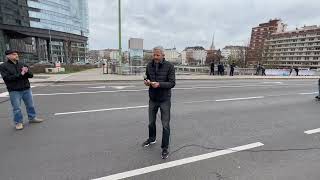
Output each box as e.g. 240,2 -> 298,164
210,33 -> 215,50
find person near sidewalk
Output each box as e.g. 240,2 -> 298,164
316,79 -> 320,100
218,63 -> 224,76
142,46 -> 176,159
294,67 -> 299,76
229,63 -> 235,76
210,62 -> 215,75
261,66 -> 266,76
217,63 -> 221,75
221,64 -> 225,76
256,63 -> 261,75
0,50 -> 44,130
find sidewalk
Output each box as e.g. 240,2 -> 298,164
1,68 -> 320,84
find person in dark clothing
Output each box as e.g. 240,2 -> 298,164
210,62 -> 215,75
217,63 -> 221,75
294,67 -> 299,76
316,79 -> 320,100
142,46 -> 175,159
289,67 -> 293,76
256,64 -> 261,75
0,50 -> 44,130
221,64 -> 225,76
218,63 -> 224,76
261,66 -> 266,76
229,63 -> 235,76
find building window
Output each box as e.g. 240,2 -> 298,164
15,19 -> 21,25
314,57 -> 319,60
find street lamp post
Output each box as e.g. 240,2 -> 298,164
48,29 -> 53,63
118,0 -> 122,74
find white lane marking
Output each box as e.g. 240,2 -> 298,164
215,96 -> 264,102
49,82 -> 142,87
89,86 -> 106,89
0,86 -> 36,97
54,96 -> 266,116
183,99 -> 216,104
299,92 -> 317,95
92,142 -> 264,180
262,82 -> 283,84
304,128 -> 320,135
110,86 -> 136,90
32,85 -> 277,96
54,74 -> 73,82
54,105 -> 148,116
31,83 -> 314,97
174,84 -> 276,90
33,89 -> 148,96
0,91 -> 9,97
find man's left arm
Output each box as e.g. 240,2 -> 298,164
159,65 -> 175,89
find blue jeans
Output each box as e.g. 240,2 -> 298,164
9,89 -> 36,124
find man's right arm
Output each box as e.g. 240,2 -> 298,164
144,64 -> 151,86
0,65 -> 21,81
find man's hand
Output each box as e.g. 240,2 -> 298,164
151,82 -> 160,88
21,67 -> 28,75
144,79 -> 151,86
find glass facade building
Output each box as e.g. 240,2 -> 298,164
27,0 -> 89,37
0,0 -> 89,64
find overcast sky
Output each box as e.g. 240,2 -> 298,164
88,0 -> 320,51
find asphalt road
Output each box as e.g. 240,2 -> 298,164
1,79 -> 320,180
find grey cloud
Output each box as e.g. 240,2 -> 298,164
88,0 -> 320,51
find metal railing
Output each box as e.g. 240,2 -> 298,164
102,65 -> 320,76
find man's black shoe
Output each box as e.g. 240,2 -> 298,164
161,149 -> 169,159
142,139 -> 156,147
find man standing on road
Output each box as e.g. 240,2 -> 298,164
143,46 -> 176,159
0,50 -> 44,130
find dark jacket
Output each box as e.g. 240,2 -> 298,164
0,59 -> 33,92
210,63 -> 215,70
145,59 -> 175,102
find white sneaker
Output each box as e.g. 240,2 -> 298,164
15,123 -> 24,130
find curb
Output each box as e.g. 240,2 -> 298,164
1,77 -> 320,85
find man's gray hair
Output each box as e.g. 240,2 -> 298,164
153,46 -> 164,55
